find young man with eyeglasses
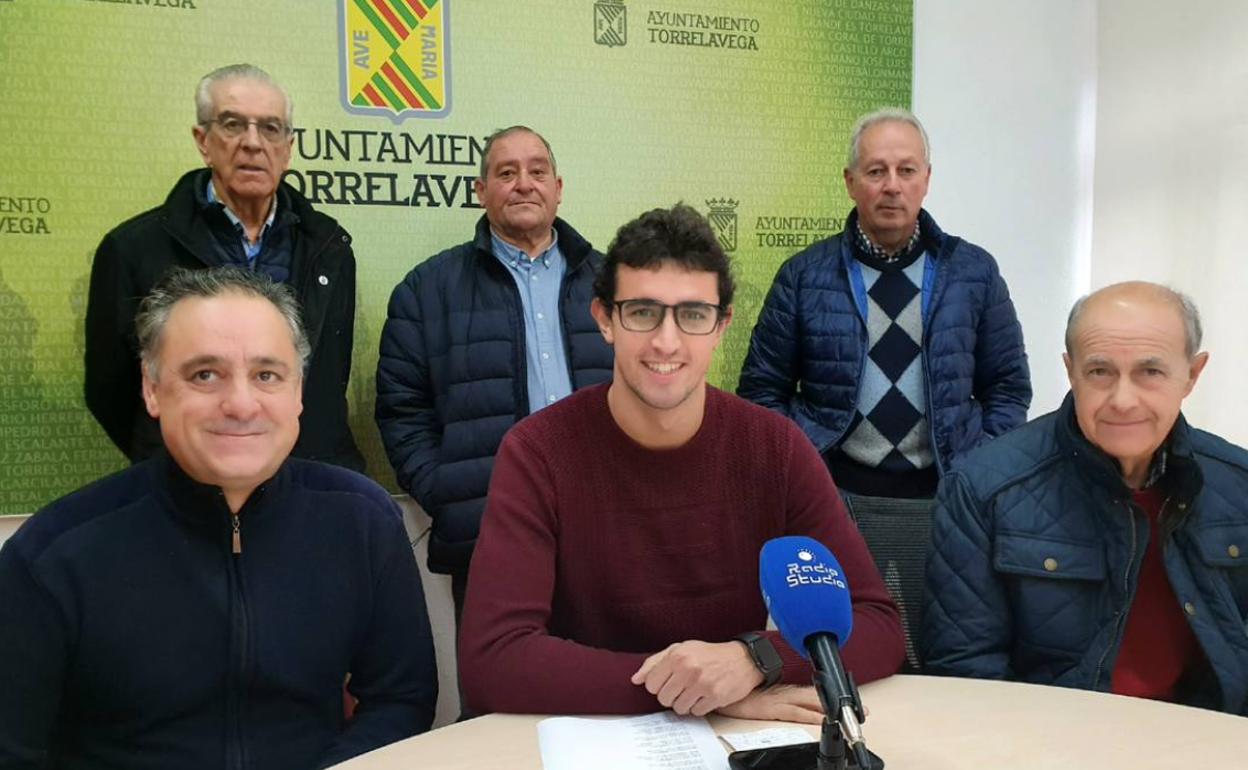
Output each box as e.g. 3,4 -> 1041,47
458,203 -> 904,720
85,63 -> 363,471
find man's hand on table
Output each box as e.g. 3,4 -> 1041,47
631,640 -> 764,716
716,685 -> 824,725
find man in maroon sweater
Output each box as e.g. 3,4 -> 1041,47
459,204 -> 905,720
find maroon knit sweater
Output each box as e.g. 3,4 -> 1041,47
459,384 -> 904,715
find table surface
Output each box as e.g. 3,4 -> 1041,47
333,674 -> 1248,769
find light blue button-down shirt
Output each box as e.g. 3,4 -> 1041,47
206,179 -> 276,264
491,230 -> 572,415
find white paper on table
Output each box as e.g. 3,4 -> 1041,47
719,726 -> 816,752
537,711 -> 729,770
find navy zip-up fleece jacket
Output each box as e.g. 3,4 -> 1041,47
0,455 -> 437,769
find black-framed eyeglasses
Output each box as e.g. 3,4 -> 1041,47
202,114 -> 291,144
613,299 -> 725,335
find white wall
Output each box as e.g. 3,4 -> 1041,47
913,0 -> 1099,418
1092,0 -> 1248,445
397,499 -> 460,728
914,0 -> 1248,446
0,516 -> 24,544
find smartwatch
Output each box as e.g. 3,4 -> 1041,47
734,631 -> 783,688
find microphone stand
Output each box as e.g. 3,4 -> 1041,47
808,637 -> 878,770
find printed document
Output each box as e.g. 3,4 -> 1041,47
537,712 -> 729,770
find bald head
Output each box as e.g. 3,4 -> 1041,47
1062,281 -> 1209,488
1065,282 -> 1203,360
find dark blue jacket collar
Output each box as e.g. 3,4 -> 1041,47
470,214 -> 595,272
1054,391 -> 1203,504
152,450 -> 288,528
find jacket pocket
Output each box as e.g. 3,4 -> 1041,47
1190,523 -> 1248,568
994,532 -> 1107,581
992,532 -> 1108,656
1189,523 -> 1248,623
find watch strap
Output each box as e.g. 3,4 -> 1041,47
734,631 -> 783,688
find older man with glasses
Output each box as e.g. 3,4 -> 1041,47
85,63 -> 364,471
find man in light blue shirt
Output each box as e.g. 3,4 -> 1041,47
490,230 -> 572,412
377,126 -> 613,615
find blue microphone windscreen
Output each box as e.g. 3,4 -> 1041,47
759,536 -> 853,658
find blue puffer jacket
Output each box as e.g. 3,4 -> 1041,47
921,394 -> 1248,714
737,209 -> 1030,474
375,216 -> 614,575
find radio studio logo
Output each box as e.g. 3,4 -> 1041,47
785,556 -> 847,590
706,198 -> 739,252
340,0 -> 451,120
594,0 -> 627,47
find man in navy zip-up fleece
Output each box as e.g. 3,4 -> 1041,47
0,268 -> 436,769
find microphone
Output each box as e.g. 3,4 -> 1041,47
760,536 -> 874,770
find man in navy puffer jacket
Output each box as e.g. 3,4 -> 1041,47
376,126 -> 613,614
738,109 -> 1030,669
923,283 -> 1248,714
739,108 -> 1031,497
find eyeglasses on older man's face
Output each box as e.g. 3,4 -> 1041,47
202,113 -> 291,144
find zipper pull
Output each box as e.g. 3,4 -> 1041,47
231,513 -> 242,554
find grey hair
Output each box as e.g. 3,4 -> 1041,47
136,267 -> 311,381
478,125 -> 557,179
1065,283 -> 1203,359
195,64 -> 293,128
846,107 -> 931,170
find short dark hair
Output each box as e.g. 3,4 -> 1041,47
594,203 -> 735,310
136,266 -> 310,380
